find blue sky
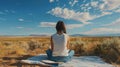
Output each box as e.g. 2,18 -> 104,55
0,0 -> 120,35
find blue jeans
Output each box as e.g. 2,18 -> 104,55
46,49 -> 74,62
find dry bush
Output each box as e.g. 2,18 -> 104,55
18,41 -> 29,51
69,37 -> 120,64
96,37 -> 120,64
28,39 -> 49,51
69,42 -> 84,55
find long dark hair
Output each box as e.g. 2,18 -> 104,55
56,21 -> 66,33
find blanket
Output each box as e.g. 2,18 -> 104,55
21,54 -> 114,67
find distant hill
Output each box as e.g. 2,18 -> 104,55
0,33 -> 120,37
29,34 -> 50,37
0,34 -> 50,37
71,34 -> 87,37
70,33 -> 120,37
94,33 -> 120,37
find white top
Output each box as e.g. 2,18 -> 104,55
52,33 -> 69,56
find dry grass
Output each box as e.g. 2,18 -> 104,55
0,36 -> 120,66
69,37 -> 120,65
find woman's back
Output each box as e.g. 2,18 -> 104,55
52,33 -> 69,56
46,21 -> 74,62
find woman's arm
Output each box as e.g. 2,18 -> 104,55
67,36 -> 70,49
51,36 -> 54,51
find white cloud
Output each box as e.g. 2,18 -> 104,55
84,0 -> 120,13
80,4 -> 92,12
66,24 -> 84,29
16,27 -> 24,29
69,0 -> 78,7
40,22 -> 84,29
91,0 -> 120,12
40,22 -> 56,27
82,28 -> 120,35
102,0 -> 120,11
49,0 -> 54,3
69,1 -> 72,6
89,0 -> 120,11
48,7 -> 96,24
99,3 -> 105,10
48,7 -> 112,24
115,9 -> 120,13
48,0 -> 119,26
99,11 -> 112,17
103,18 -> 120,26
83,18 -> 120,35
4,10 -> 16,13
91,1 -> 98,7
18,18 -> 32,22
18,18 -> 24,22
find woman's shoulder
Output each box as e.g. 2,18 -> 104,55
51,33 -> 57,37
63,33 -> 69,38
51,33 -> 69,37
63,33 -> 69,36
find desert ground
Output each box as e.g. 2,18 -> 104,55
0,36 -> 120,67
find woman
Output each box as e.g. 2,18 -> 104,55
46,21 -> 74,62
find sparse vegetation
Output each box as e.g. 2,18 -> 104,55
69,37 -> 120,65
0,36 -> 120,66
